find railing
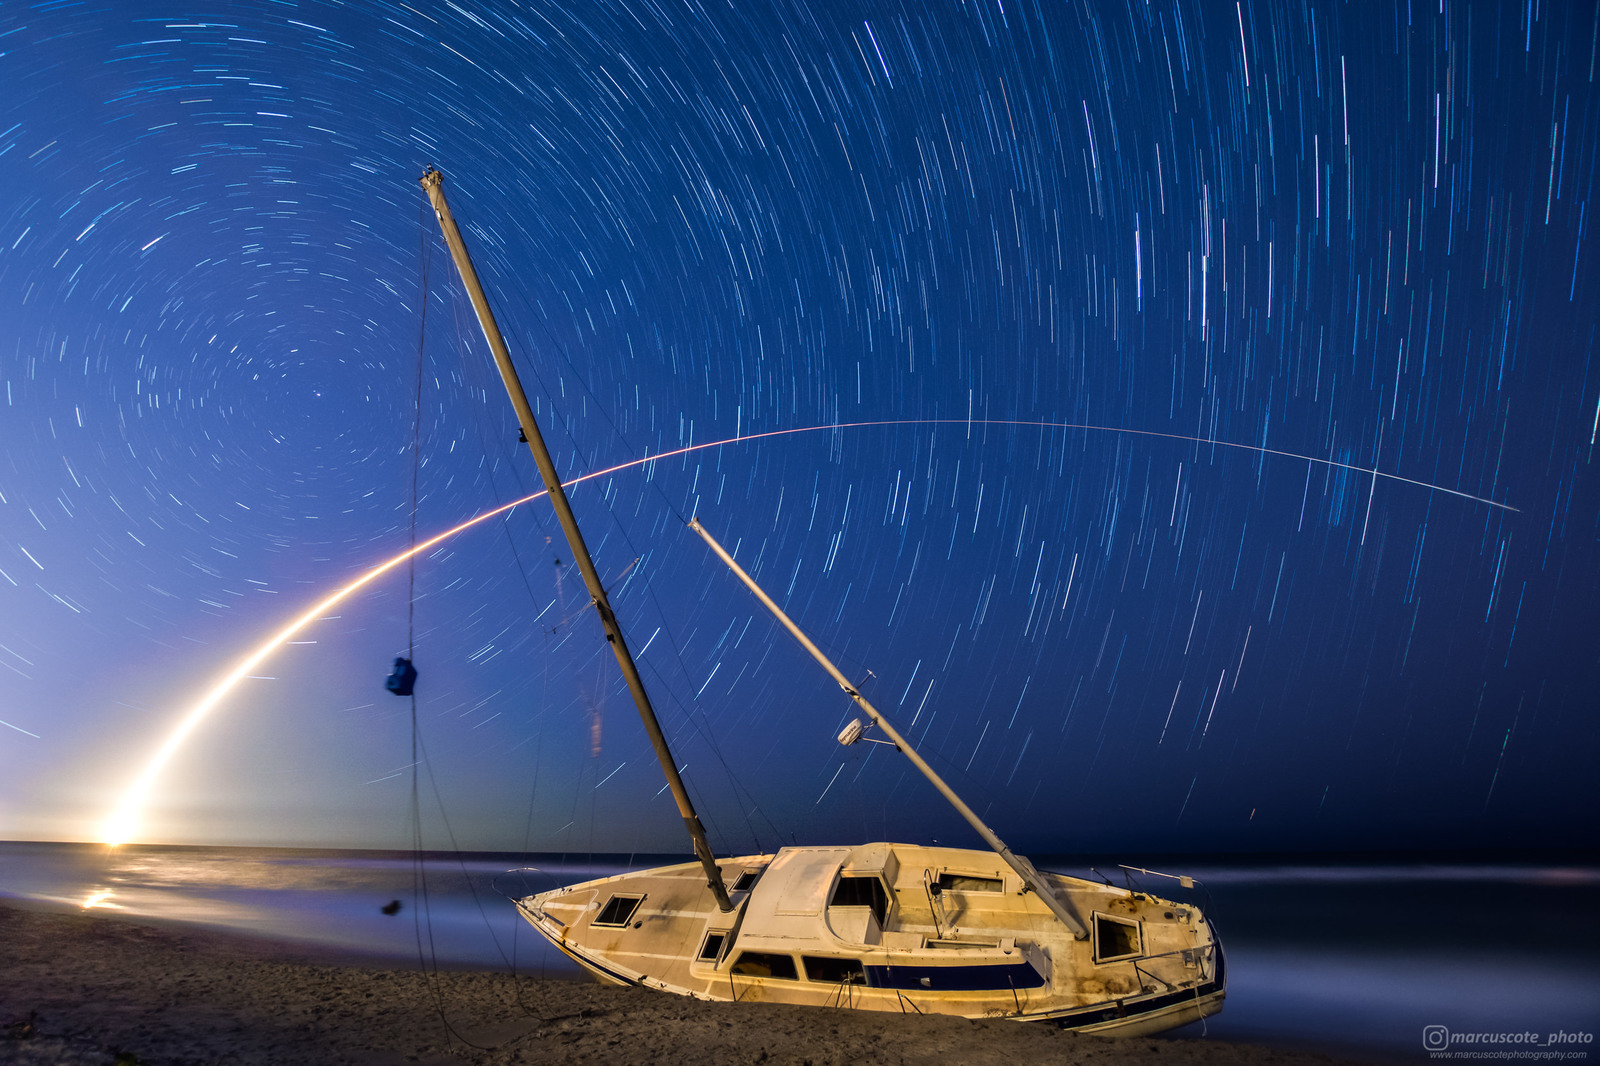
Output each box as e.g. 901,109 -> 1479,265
1113,863 -> 1216,915
1129,940 -> 1219,993
492,866 -> 567,902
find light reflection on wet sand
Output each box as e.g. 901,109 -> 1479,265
2,842 -> 595,971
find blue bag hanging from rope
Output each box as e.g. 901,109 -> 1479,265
385,656 -> 417,696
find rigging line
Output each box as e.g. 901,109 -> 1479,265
442,271 -> 563,618
408,692 -> 467,1040
418,729 -> 529,979
411,200 -> 432,658
479,300 -> 780,847
579,537 -> 776,852
409,197 -> 431,980
514,301 -> 704,531
512,723 -> 546,984
486,265 -> 703,535
411,210 -> 547,1039
423,229 -> 606,507
444,270 -> 556,614
408,200 -> 471,1045
410,726 -> 517,1050
426,263 -> 561,969
633,647 -> 784,850
439,277 -> 610,939
501,346 -> 796,852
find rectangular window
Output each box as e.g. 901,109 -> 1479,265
865,960 -> 1046,991
1093,913 -> 1142,962
697,931 -> 726,963
591,895 -> 644,928
803,955 -> 867,984
731,869 -> 760,892
730,952 -> 798,980
936,872 -> 1004,893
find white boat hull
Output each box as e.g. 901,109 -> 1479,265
519,842 -> 1224,1036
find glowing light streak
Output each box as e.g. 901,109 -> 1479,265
97,485 -> 549,846
100,418 -> 1516,845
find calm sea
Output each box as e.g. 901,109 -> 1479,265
2,842 -> 1595,1063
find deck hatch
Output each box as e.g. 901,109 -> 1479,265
829,874 -> 890,925
730,951 -> 799,979
1093,912 -> 1142,962
731,869 -> 761,891
591,894 -> 644,927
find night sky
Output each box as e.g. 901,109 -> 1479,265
1,0 -> 1595,857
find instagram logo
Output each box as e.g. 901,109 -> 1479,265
1423,1025 -> 1449,1050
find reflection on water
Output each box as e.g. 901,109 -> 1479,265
0,841 -> 612,972
1,842 -> 1596,1061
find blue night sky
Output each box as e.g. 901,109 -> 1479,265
0,0 -> 1594,856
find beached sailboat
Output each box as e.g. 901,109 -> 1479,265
419,168 -> 1225,1034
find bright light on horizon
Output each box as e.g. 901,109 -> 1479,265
96,486 -> 554,846
97,418 -> 1514,846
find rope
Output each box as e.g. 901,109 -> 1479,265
410,202 -> 429,661
408,195 -> 496,1051
405,199 -> 555,1051
496,318 -> 785,854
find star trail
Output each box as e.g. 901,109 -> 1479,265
0,0 -> 1594,855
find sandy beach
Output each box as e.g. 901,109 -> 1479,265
0,899 -> 1375,1066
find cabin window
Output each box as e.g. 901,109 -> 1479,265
803,955 -> 867,984
936,872 -> 1004,893
731,869 -> 761,892
697,932 -> 726,963
591,895 -> 644,928
1093,913 -> 1142,962
865,960 -> 1046,990
730,952 -> 798,980
830,875 -> 890,925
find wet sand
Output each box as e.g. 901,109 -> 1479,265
0,900 -> 1368,1065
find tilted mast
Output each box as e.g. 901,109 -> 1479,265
689,517 -> 1087,939
420,168 -> 732,912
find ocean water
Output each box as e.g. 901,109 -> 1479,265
1118,858 -> 1600,1061
2,842 -> 1595,1062
0,841 -> 590,974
